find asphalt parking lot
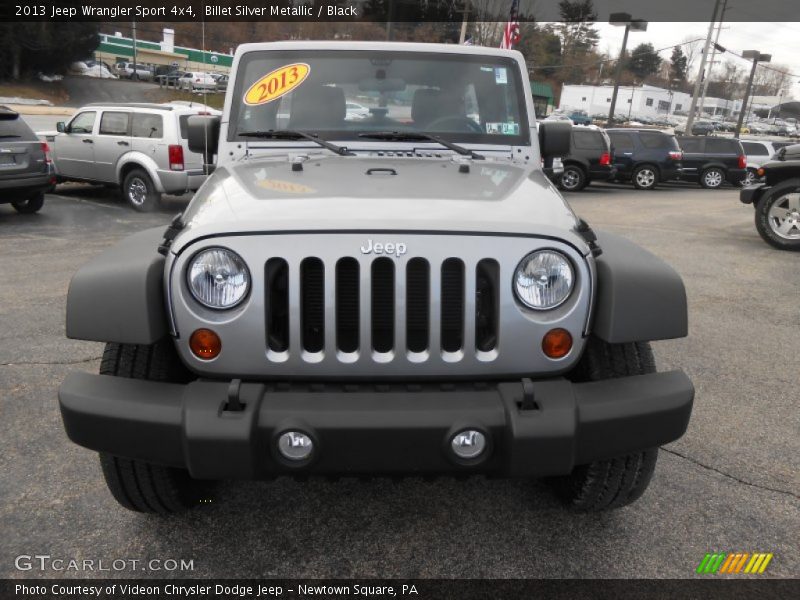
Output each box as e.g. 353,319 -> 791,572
1,180 -> 798,580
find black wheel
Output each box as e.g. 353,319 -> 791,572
122,168 -> 161,212
632,165 -> 659,190
11,191 -> 45,214
550,338 -> 660,511
98,340 -> 209,513
754,181 -> 800,251
738,169 -> 757,187
700,167 -> 725,189
559,164 -> 587,191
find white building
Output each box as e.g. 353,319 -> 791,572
557,83 -> 783,120
559,84 -> 692,119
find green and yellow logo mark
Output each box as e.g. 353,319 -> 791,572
696,552 -> 774,574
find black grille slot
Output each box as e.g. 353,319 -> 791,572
300,258 -> 324,353
371,258 -> 395,353
265,258 -> 289,352
476,259 -> 499,352
336,258 -> 359,353
440,258 -> 464,352
406,258 -> 430,352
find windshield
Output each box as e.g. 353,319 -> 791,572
229,50 -> 530,146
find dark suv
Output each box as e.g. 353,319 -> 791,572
676,136 -> 747,189
740,143 -> 800,251
558,127 -> 615,191
0,107 -> 52,213
606,129 -> 683,190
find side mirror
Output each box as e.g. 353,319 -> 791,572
56,122 -> 66,133
539,121 -> 572,159
187,115 -> 221,170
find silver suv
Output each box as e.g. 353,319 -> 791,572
113,62 -> 153,81
59,42 -> 694,515
48,103 -> 220,211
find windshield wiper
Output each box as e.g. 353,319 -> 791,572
238,129 -> 353,156
357,131 -> 484,159
0,134 -> 21,138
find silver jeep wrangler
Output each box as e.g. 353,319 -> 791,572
59,42 -> 694,513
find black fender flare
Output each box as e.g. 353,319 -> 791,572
592,231 -> 688,343
66,227 -> 167,344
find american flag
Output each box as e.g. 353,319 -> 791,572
499,0 -> 521,49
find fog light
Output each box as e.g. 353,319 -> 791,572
189,328 -> 221,360
278,431 -> 314,461
451,430 -> 486,459
542,328 -> 572,359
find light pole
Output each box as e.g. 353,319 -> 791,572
735,50 -> 771,138
685,0 -> 723,136
607,13 -> 647,125
628,84 -> 636,120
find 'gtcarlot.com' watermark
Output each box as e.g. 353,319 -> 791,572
15,554 -> 194,572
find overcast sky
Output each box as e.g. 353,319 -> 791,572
585,22 -> 800,100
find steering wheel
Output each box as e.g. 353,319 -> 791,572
425,116 -> 483,134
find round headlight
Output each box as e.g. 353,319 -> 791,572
514,250 -> 574,310
187,248 -> 250,309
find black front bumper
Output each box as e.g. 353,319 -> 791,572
59,371 -> 693,479
740,182 -> 768,205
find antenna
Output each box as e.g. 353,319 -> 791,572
202,19 -> 209,173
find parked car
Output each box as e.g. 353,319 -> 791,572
676,136 -> 747,189
58,41 -> 693,515
740,143 -> 800,250
558,126 -> 615,191
605,128 -> 683,190
114,62 -> 154,81
544,113 -> 573,122
178,72 -> 216,92
690,121 -> 716,136
45,102 -> 220,211
567,110 -> 592,126
345,101 -> 370,120
155,68 -> 186,88
740,140 -> 784,185
213,74 -> 229,93
0,106 -> 53,214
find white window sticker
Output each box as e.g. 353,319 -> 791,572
495,68 -> 508,85
486,122 -> 520,135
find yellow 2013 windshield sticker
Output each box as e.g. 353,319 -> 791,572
244,63 -> 310,106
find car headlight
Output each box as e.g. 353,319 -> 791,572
187,248 -> 250,309
514,250 -> 574,310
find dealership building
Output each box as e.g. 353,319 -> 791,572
558,83 -> 778,120
92,30 -> 233,74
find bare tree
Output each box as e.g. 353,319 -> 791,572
752,64 -> 793,96
681,35 -> 703,78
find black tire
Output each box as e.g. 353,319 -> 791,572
98,340 -> 208,514
11,191 -> 45,214
550,338 -> 660,511
559,164 -> 587,192
632,164 -> 659,190
700,167 -> 725,189
122,168 -> 161,212
753,181 -> 800,251
738,169 -> 757,187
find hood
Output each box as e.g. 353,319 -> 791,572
174,154 -> 586,253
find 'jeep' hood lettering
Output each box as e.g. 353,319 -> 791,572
176,155 -> 585,254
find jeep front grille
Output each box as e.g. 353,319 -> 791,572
169,233 -> 592,379
267,256 -> 499,359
